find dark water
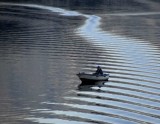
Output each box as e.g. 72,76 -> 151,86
0,1 -> 160,124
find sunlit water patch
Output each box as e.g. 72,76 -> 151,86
0,2 -> 160,124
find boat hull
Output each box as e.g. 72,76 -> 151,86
77,73 -> 109,85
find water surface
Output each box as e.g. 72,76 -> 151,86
0,1 -> 160,124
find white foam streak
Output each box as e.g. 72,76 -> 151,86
0,2 -> 83,17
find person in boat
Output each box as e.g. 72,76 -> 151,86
94,66 -> 103,75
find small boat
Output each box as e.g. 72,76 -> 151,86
77,72 -> 109,84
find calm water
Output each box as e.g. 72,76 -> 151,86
0,1 -> 160,124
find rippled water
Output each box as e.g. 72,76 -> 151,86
0,2 -> 160,124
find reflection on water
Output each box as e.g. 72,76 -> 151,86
78,81 -> 105,91
0,1 -> 160,124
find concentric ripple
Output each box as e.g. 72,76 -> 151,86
0,2 -> 160,124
